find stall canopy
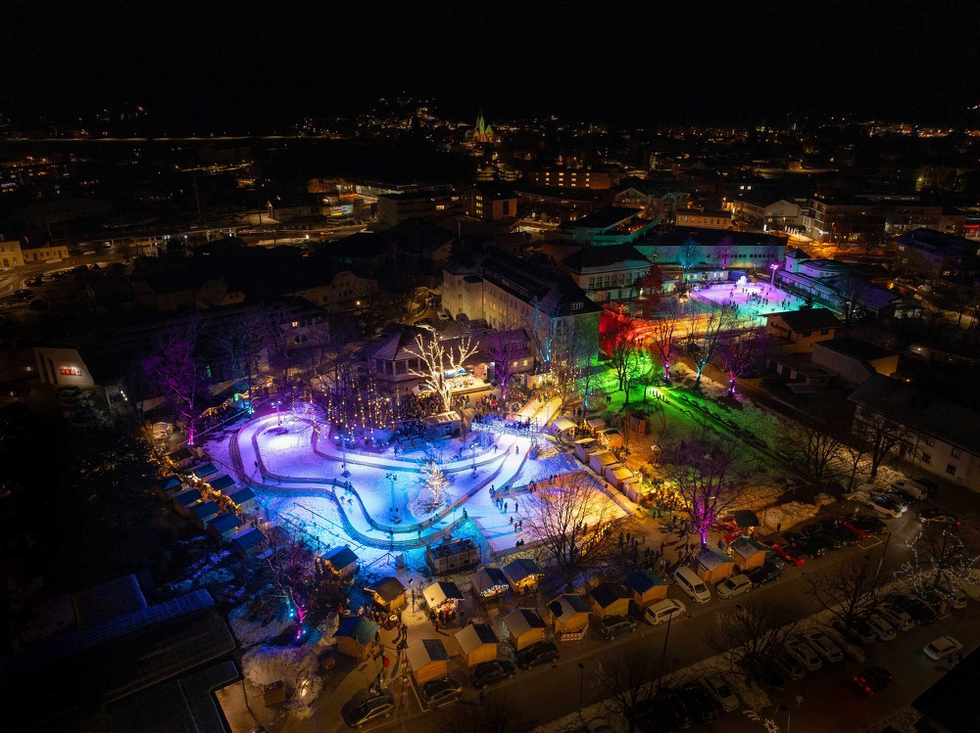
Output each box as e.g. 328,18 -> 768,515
551,417 -> 577,434
423,581 -> 464,608
191,463 -> 218,479
502,558 -> 543,588
455,623 -> 499,666
367,577 -> 407,610
471,567 -> 509,597
207,475 -> 235,492
585,417 -> 606,430
406,638 -> 450,683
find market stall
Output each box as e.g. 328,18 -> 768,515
502,608 -> 547,651
696,547 -> 736,583
423,581 -> 465,614
502,558 -> 544,595
470,567 -> 509,601
588,582 -> 630,619
627,569 -> 669,607
546,594 -> 590,636
407,638 -> 450,683
336,616 -> 379,661
455,623 -> 500,667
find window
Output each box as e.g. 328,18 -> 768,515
385,362 -> 393,376
951,448 -> 961,459
570,302 -> 584,311
946,464 -> 957,476
395,361 -> 407,375
922,435 -> 936,447
435,204 -> 446,211
588,277 -> 595,289
921,453 -> 931,464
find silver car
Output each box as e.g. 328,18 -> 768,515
701,673 -> 739,712
803,630 -> 844,663
866,614 -> 897,641
786,639 -> 823,671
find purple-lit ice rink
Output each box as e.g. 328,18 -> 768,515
691,278 -> 809,323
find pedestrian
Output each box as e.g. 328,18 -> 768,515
510,516 -> 514,525
479,688 -> 486,705
434,617 -> 440,632
660,541 -> 666,554
383,654 -> 390,673
795,693 -> 805,708
504,501 -> 508,513
776,522 -> 782,534
514,500 -> 519,512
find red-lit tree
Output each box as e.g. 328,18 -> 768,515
648,298 -> 683,381
605,314 -> 643,392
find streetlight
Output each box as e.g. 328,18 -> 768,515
658,613 -> 675,689
385,472 -> 400,524
769,262 -> 779,287
341,428 -> 351,478
577,662 -> 585,714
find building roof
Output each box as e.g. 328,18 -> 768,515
913,646 -> 980,732
158,476 -> 181,492
208,513 -> 243,534
168,447 -> 193,462
231,526 -> 266,550
455,623 -> 499,654
897,227 -> 976,254
503,608 -> 547,637
784,248 -> 811,261
335,615 -> 379,646
225,486 -> 255,504
189,463 -> 218,479
470,183 -> 517,200
848,374 -> 980,455
363,323 -> 433,362
71,575 -> 147,630
189,501 -> 221,521
423,581 -> 465,607
559,244 -> 650,273
471,567 -> 509,594
627,569 -> 669,595
813,337 -> 893,363
547,594 -> 590,622
589,582 -> 631,608
766,308 -> 841,333
407,638 -> 450,670
369,576 -> 407,603
172,488 -> 202,507
677,209 -> 730,218
567,206 -> 643,232
502,558 -> 543,584
728,537 -> 768,560
636,227 -> 785,249
697,547 -> 735,571
323,545 -> 359,569
207,474 -> 235,492
377,189 -> 457,202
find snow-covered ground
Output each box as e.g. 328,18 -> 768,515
692,280 -> 808,323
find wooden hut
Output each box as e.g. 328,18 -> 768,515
366,577 -> 407,613
155,476 -> 181,499
208,513 -> 244,541
423,581 -> 464,613
589,450 -> 617,475
224,486 -> 257,513
231,526 -> 267,557
728,537 -> 768,571
604,463 -> 636,490
502,608 -> 547,651
172,488 -> 202,516
318,546 -> 359,578
406,638 -> 450,683
584,417 -> 606,434
598,428 -> 624,450
573,438 -> 599,463
455,623 -> 499,667
470,567 -> 509,601
189,500 -> 221,530
335,616 -> 379,661
588,582 -> 631,619
502,558 -> 543,595
551,416 -> 577,439
546,594 -> 590,635
190,463 -> 218,480
696,547 -> 735,583
167,446 -> 196,469
627,569 -> 669,607
207,474 -> 236,493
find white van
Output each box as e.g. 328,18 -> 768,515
890,479 -> 929,500
674,566 -> 711,604
644,598 -> 687,626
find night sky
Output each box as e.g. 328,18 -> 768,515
3,0 -> 978,131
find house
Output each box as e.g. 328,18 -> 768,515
502,558 -> 544,594
588,583 -> 631,618
155,476 -> 181,499
811,337 -> 899,387
848,374 -> 980,490
502,608 -> 548,651
189,500 -> 221,530
896,228 -> 980,279
675,209 -> 732,230
318,546 -> 359,578
208,513 -> 244,542
231,526 -> 267,557
605,463 -> 639,495
727,537 -> 768,571
471,567 -> 509,600
573,438 -> 599,462
558,244 -> 652,303
377,190 -> 461,226
455,623 -> 500,667
695,547 -> 736,583
366,577 -> 407,612
223,485 -> 257,513
631,227 -> 786,271
764,309 -> 841,353
463,183 -> 518,221
207,474 -> 235,493
627,569 -> 669,607
551,416 -> 578,439
335,616 -> 379,661
406,638 -> 451,683
71,574 -> 147,630
172,488 -> 202,516
546,594 -> 591,635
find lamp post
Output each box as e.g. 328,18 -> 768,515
769,262 -> 779,287
577,662 -> 585,714
385,472 -> 400,524
341,429 -> 351,478
658,613 -> 674,690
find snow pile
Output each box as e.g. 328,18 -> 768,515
725,672 -> 771,711
812,493 -> 836,508
228,598 -> 293,648
734,483 -> 785,512
242,642 -> 320,688
762,501 -> 818,530
844,490 -> 871,504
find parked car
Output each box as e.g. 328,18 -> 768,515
516,640 -> 559,669
701,673 -> 738,712
839,518 -> 874,540
866,614 -> 897,641
877,604 -> 914,632
455,313 -> 469,323
769,650 -> 806,681
891,479 -> 931,500
786,639 -> 822,671
801,524 -> 843,550
937,584 -> 968,610
716,574 -> 752,600
913,476 -> 939,497
918,508 -> 958,525
470,660 -> 516,689
923,636 -> 963,660
890,594 -> 937,625
832,617 -> 877,645
679,683 -> 718,724
920,588 -> 951,614
852,666 -> 893,696
809,520 -> 860,546
764,549 -> 786,570
651,686 -> 693,730
746,563 -> 781,588
804,630 -> 844,663
772,543 -> 806,567
420,677 -> 462,709
437,311 -> 451,322
674,566 -> 711,604
644,598 -> 686,626
848,515 -> 889,535
600,615 -> 637,640
867,495 -> 904,518
882,491 -> 912,511
341,689 -> 395,729
785,533 -> 827,559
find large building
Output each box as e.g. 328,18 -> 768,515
559,206 -> 657,245
631,227 -> 786,271
558,244 -> 651,303
802,195 -> 888,244
377,190 -> 462,226
894,228 -> 980,279
675,209 -> 731,230
0,236 -> 25,267
463,183 -> 518,221
613,181 -> 689,221
21,242 -> 71,263
527,167 -> 613,190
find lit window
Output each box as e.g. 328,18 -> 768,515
951,448 -> 961,459
435,204 -> 446,211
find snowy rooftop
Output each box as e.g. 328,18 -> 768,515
503,558 -> 543,585
407,638 -> 450,670
455,623 -> 499,654
504,608 -> 546,636
547,594 -> 590,622
627,569 -> 668,594
423,581 -> 465,607
336,615 -> 378,646
368,577 -> 407,603
697,547 -> 735,570
589,582 -> 630,608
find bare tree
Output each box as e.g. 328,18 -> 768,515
484,329 -> 524,399
907,525 -> 979,591
605,314 -> 644,393
705,597 -> 800,674
265,524 -> 316,623
841,441 -> 868,492
781,423 -> 845,486
686,305 -> 737,385
720,328 -> 767,395
835,274 -> 875,324
549,321 -> 584,413
648,298 -> 683,381
444,695 -> 538,733
677,237 -> 701,271
853,410 -> 911,480
593,645 -> 658,733
524,472 -> 622,585
213,308 -> 272,398
660,428 -> 748,545
407,333 -> 479,411
804,554 -> 880,635
633,262 -> 665,320
143,316 -> 206,440
715,235 -> 737,269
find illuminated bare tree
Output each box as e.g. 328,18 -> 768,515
804,554 -> 880,635
407,333 -> 479,411
606,315 -> 643,392
485,329 -> 524,399
706,597 -> 800,674
686,305 -> 737,385
715,235 -> 737,269
549,322 -> 584,412
906,524 -> 979,591
660,427 -> 748,545
143,316 -> 206,441
524,472 -> 622,584
648,298 -> 683,381
720,327 -> 767,395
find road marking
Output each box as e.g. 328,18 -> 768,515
858,537 -> 883,550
